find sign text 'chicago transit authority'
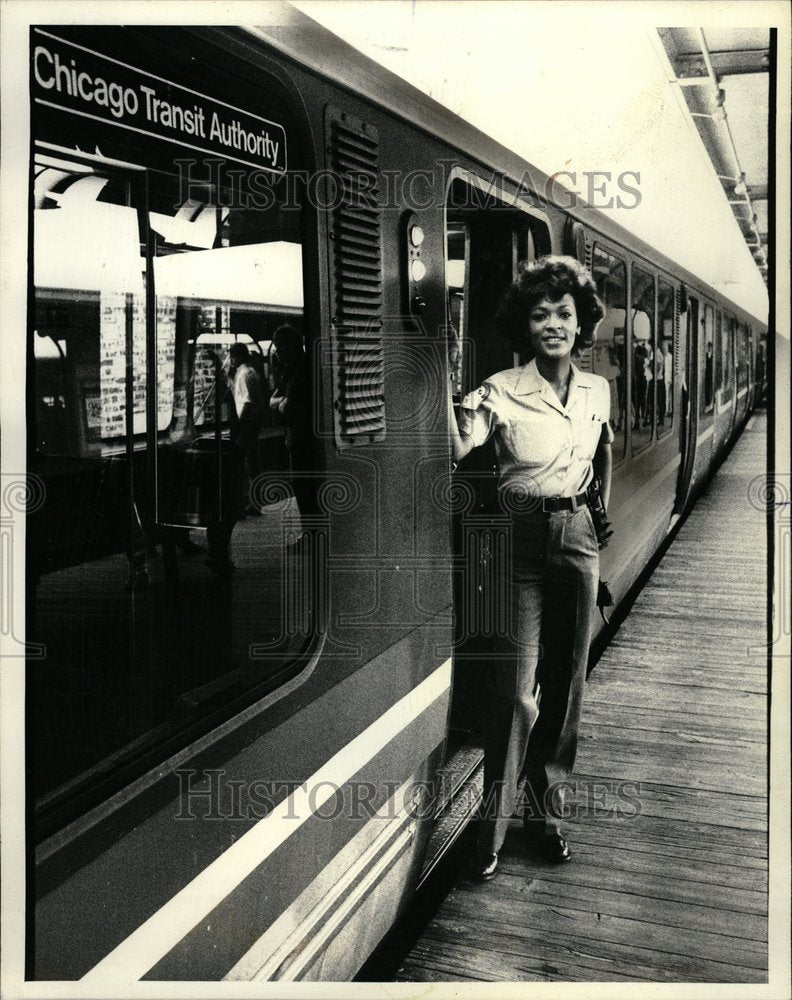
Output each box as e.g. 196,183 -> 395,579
32,30 -> 287,173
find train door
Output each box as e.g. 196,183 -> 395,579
444,175 -> 550,742
676,292 -> 699,513
714,310 -> 737,451
692,299 -> 717,486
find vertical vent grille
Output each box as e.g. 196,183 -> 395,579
566,221 -> 594,372
674,286 -> 683,379
326,107 -> 385,447
566,219 -> 593,271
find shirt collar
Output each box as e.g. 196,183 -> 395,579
515,359 -> 593,410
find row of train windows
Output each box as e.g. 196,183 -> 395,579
590,245 -> 675,459
590,244 -> 754,456
700,304 -> 752,413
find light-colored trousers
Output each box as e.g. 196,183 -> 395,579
479,504 -> 600,854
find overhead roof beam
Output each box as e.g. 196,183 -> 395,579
673,48 -> 770,78
687,28 -> 768,274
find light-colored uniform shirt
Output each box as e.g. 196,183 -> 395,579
664,350 -> 673,385
231,363 -> 265,419
459,359 -> 613,498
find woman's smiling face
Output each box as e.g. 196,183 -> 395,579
527,294 -> 579,360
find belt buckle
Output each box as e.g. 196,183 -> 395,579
569,494 -> 579,512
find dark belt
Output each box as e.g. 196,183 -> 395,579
542,491 -> 587,513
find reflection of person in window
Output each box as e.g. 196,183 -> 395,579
600,344 -> 621,428
755,335 -> 766,395
269,325 -> 315,530
642,344 -> 653,427
655,349 -> 666,425
704,340 -> 714,407
229,343 -> 264,516
633,341 -> 648,428
449,255 -> 611,876
614,341 -> 626,432
662,341 -> 673,416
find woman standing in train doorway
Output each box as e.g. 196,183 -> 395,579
449,255 -> 611,878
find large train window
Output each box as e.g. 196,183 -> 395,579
702,304 -> 715,412
657,278 -> 674,438
590,245 -> 627,461
630,265 -> 655,452
29,138 -> 316,826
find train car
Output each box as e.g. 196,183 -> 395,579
26,14 -> 767,984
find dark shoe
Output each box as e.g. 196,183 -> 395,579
472,851 -> 499,881
523,817 -> 572,863
539,832 -> 572,863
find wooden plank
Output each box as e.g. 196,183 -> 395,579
408,914 -> 766,983
581,680 -> 765,715
459,871 -> 768,941
577,722 -> 765,753
441,891 -> 766,969
559,811 -> 768,858
399,938 -> 684,983
570,757 -> 766,796
578,703 -> 766,742
560,778 -> 766,831
577,733 -> 766,767
537,825 -> 768,879
493,848 -> 767,911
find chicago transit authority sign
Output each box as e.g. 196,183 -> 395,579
32,29 -> 287,173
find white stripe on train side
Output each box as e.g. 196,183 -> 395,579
696,424 -> 715,447
81,659 -> 452,982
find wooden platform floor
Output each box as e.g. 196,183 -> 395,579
397,413 -> 768,984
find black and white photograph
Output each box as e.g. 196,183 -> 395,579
1,1 -> 789,996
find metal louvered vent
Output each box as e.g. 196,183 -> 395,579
566,219 -> 593,271
565,221 -> 595,372
325,106 -> 385,448
564,219 -> 594,372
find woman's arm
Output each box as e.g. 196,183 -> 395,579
448,385 -> 476,464
592,439 -> 612,510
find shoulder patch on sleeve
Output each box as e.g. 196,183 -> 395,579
477,382 -> 491,402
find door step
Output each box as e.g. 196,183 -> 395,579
418,742 -> 484,888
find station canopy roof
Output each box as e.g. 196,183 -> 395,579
657,28 -> 770,284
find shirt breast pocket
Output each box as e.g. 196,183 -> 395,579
572,412 -> 601,460
504,417 -> 558,465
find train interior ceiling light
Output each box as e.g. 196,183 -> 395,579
657,27 -> 770,283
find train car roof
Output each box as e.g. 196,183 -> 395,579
226,11 -> 766,329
